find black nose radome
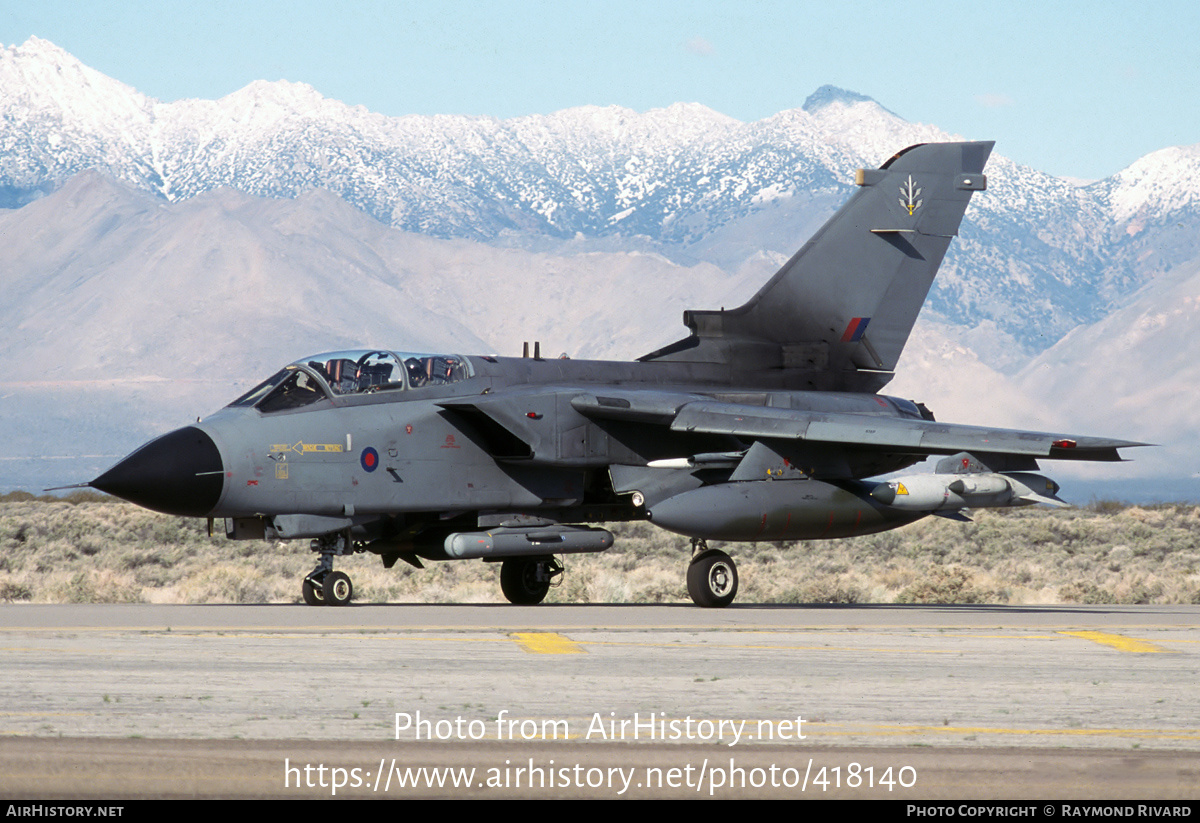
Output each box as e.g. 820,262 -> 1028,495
91,426 -> 224,517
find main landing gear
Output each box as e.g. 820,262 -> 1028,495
297,532 -> 737,607
686,538 -> 739,608
302,531 -> 362,606
492,544 -> 737,607
498,555 -> 563,605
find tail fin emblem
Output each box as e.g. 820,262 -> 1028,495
900,175 -> 923,215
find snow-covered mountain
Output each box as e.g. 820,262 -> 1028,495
2,37 -> 1198,497
0,169 -> 742,382
10,37 -> 1200,360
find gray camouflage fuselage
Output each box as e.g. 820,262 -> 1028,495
198,357 -> 932,551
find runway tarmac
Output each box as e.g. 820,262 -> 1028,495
2,603 -> 1198,798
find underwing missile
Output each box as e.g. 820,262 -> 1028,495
869,472 -> 1067,512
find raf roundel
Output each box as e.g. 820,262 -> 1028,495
360,447 -> 379,472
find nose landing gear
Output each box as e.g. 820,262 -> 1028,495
302,531 -> 361,606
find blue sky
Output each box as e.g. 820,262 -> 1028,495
3,0 -> 1198,180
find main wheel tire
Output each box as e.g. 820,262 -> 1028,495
322,571 -> 353,606
302,577 -> 324,606
500,557 -> 551,605
687,549 -> 738,608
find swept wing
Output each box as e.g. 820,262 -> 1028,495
571,392 -> 1145,467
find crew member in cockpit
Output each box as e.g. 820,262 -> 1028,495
405,357 -> 427,388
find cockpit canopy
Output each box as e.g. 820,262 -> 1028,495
228,350 -> 474,413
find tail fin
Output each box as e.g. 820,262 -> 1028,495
640,141 -> 994,392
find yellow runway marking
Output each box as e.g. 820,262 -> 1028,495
512,632 -> 585,654
1059,630 -> 1169,653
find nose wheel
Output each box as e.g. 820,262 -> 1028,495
302,531 -> 358,606
303,568 -> 355,607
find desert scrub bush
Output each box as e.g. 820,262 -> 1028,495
1057,581 -> 1118,604
895,566 -> 995,604
0,579 -> 33,600
46,569 -> 142,604
610,521 -> 692,560
5,496 -> 1200,605
856,530 -> 904,557
774,578 -> 865,604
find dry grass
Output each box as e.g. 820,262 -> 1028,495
2,493 -> 1198,605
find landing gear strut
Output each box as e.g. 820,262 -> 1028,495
687,538 -> 738,608
303,531 -> 359,606
499,556 -> 562,605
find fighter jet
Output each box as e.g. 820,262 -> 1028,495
88,141 -> 1143,607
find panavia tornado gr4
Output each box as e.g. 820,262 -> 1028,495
89,141 -> 1143,607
